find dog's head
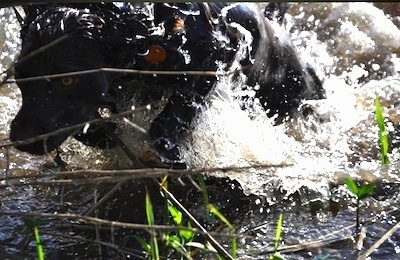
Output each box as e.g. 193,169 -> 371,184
10,4 -> 148,154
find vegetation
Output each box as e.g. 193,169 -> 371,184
374,97 -> 390,165
344,178 -> 375,232
12,6 -> 23,25
132,178 -> 238,259
341,96 -> 387,238
207,203 -> 237,258
270,212 -> 284,260
24,218 -> 45,260
144,187 -> 160,259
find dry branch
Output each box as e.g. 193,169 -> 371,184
358,221 -> 400,260
4,67 -> 226,85
0,164 -> 291,188
0,210 -> 200,233
0,106 -> 148,149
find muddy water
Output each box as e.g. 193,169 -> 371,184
1,3 -> 400,259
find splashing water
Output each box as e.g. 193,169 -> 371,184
2,3 -> 399,195
174,3 -> 400,197
1,3 -> 400,259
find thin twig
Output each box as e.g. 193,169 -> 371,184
3,67 -> 229,85
101,122 -> 144,167
93,186 -> 103,257
0,210 -> 233,237
279,235 -> 353,254
0,164 -> 291,188
255,222 -> 355,254
0,106 -> 148,149
123,117 -> 147,135
157,179 -> 234,260
5,147 -> 10,185
40,229 -> 147,259
0,34 -> 70,86
356,226 -> 367,251
358,221 -> 400,260
258,235 -> 353,255
84,181 -> 126,216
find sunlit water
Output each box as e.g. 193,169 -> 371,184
1,3 -> 400,259
150,2 -> 400,196
183,2 -> 400,197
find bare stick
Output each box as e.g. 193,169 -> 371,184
0,106 -> 148,149
0,210 -> 198,232
40,230 -> 146,258
3,67 -> 229,85
84,181 -> 126,216
157,179 -> 234,260
0,34 -> 70,86
0,164 -> 291,188
358,221 -> 400,260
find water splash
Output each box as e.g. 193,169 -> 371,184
177,3 -> 400,196
2,3 -> 400,195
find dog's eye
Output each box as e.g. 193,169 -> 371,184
61,76 -> 75,87
145,45 -> 167,64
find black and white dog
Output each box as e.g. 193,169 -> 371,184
10,3 -> 324,167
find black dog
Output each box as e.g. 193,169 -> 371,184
10,3 -> 324,167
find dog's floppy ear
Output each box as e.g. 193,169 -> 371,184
22,4 -> 48,23
125,19 -> 149,55
100,14 -> 150,65
21,4 -> 49,39
116,18 -> 148,46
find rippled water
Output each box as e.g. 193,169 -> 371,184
1,3 -> 400,259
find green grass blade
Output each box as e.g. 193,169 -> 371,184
269,213 -> 284,260
33,226 -> 45,260
179,221 -> 195,243
344,178 -> 359,196
270,252 -> 285,260
24,218 -> 45,260
207,204 -> 233,229
197,174 -> 212,223
145,188 -> 159,260
197,174 -> 210,206
207,203 -> 236,257
230,233 -> 237,259
145,188 -> 154,226
274,213 -> 283,252
374,97 -> 390,164
12,7 -> 24,26
167,202 -> 183,226
359,183 -> 375,200
164,234 -> 183,250
374,97 -> 385,132
134,235 -> 151,254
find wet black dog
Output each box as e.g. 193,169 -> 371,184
10,3 -> 324,167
